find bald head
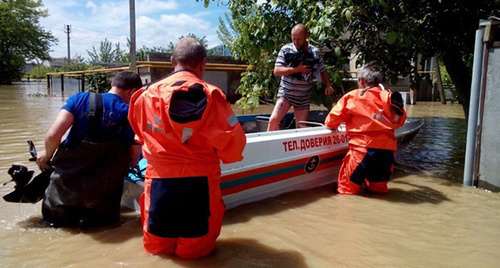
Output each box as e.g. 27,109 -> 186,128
291,24 -> 309,51
291,24 -> 308,36
171,37 -> 207,70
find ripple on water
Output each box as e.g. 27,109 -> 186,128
397,116 -> 466,183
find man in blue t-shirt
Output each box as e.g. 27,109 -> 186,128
36,71 -> 143,227
59,87 -> 136,150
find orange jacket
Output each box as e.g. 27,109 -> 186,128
128,70 -> 246,178
325,86 -> 406,151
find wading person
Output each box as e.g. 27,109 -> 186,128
36,71 -> 143,227
128,37 -> 246,259
268,23 -> 334,131
324,63 -> 406,194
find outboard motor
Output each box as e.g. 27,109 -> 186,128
2,141 -> 51,203
3,164 -> 34,202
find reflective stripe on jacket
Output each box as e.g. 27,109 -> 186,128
325,86 -> 406,151
128,71 -> 246,178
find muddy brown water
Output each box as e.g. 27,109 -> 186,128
1,82 -> 499,267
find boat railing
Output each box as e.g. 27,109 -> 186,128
297,121 -> 325,128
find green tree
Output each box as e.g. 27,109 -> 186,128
125,34 -> 209,63
87,38 -> 127,63
204,0 -> 500,115
214,1 -> 349,111
197,0 -> 222,8
134,45 -> 171,61
168,33 -> 209,51
85,71 -> 110,93
207,45 -> 229,56
340,0 -> 500,116
0,0 -> 57,84
439,63 -> 458,102
29,64 -> 57,79
165,33 -> 227,55
59,55 -> 90,71
216,12 -> 238,56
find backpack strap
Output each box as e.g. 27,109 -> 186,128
86,92 -> 104,141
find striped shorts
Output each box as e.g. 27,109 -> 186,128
277,87 -> 311,110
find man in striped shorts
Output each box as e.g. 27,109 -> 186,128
268,23 -> 334,131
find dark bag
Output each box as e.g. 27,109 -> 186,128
284,50 -> 320,80
390,91 -> 405,116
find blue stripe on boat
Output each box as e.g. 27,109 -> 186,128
220,154 -> 343,190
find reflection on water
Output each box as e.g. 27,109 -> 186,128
397,117 -> 466,183
1,83 -> 499,267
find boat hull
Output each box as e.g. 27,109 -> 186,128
122,115 -> 424,211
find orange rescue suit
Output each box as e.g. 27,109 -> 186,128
128,70 -> 246,259
325,86 -> 406,194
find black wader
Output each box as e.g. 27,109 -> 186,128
42,93 -> 129,227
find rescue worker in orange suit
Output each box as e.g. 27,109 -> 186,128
128,37 -> 246,259
325,62 -> 406,195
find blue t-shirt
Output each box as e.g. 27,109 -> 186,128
61,92 -> 135,149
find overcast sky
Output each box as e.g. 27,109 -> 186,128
39,0 -> 231,59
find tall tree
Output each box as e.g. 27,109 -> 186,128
217,12 -> 238,56
165,33 -> 227,55
134,45 -> 171,61
215,1 -> 350,111
0,0 -> 56,84
125,34 -> 209,62
342,0 -> 500,116
87,38 -> 127,63
167,33 -> 209,51
203,0 -> 500,115
59,55 -> 90,71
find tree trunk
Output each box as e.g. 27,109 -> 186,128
441,48 -> 472,117
434,56 -> 446,104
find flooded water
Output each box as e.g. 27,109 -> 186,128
1,82 -> 499,267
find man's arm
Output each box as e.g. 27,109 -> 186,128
36,109 -> 74,170
128,144 -> 141,168
274,62 -> 311,77
128,89 -> 146,145
204,90 -> 246,164
320,70 -> 334,96
325,95 -> 350,130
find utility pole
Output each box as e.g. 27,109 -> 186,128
64,25 -> 71,63
129,0 -> 136,70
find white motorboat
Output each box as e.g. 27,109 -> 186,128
122,111 -> 424,210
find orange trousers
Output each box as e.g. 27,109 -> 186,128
337,148 -> 395,195
140,175 -> 225,259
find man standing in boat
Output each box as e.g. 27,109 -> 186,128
325,62 -> 406,194
36,71 -> 143,226
268,23 -> 334,131
128,38 -> 246,259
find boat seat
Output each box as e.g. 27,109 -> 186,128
255,116 -> 296,132
255,116 -> 271,132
